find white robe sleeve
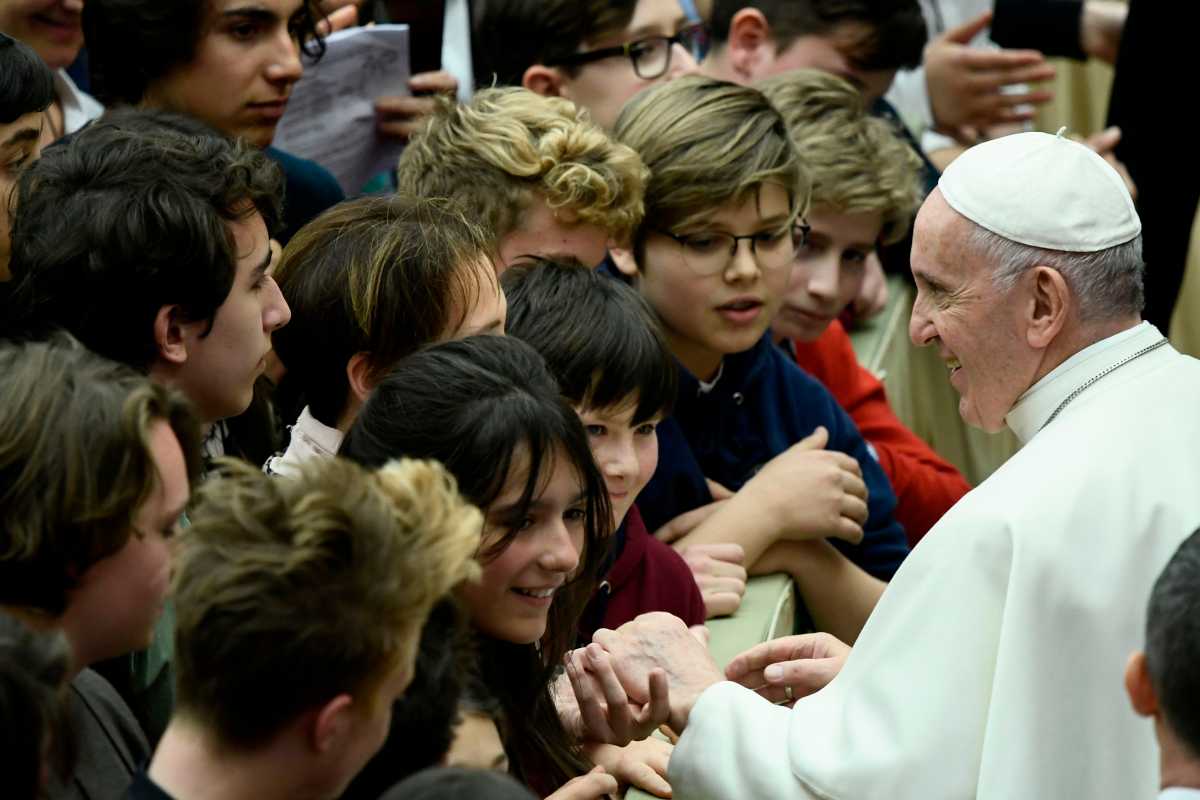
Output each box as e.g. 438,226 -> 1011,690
670,505 -> 1016,800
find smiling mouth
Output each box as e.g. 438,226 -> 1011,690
946,357 -> 962,374
513,587 -> 556,599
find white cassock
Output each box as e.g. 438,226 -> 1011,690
669,322 -> 1200,800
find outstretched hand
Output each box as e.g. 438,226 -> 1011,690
724,632 -> 851,706
925,11 -> 1056,136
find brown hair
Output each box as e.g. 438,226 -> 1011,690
271,195 -> 494,427
397,88 -> 648,245
757,69 -> 922,244
0,335 -> 203,615
613,76 -> 808,252
173,456 -> 482,748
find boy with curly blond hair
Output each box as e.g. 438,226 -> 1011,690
758,68 -> 969,544
132,457 -> 482,800
397,87 -> 648,270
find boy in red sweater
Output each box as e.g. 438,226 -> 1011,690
759,69 -> 970,544
502,260 -> 728,635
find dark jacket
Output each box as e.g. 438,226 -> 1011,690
637,334 -> 910,581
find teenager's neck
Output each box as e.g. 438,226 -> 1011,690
667,334 -> 724,383
1158,719 -> 1200,791
150,716 -> 330,800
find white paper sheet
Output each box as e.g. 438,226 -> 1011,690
273,24 -> 410,195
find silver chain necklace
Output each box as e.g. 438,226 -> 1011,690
1040,338 -> 1170,431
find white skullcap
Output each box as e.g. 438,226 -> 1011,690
938,128 -> 1141,252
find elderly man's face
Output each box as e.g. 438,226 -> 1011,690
909,190 -> 1038,432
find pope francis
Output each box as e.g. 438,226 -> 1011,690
587,130 -> 1200,800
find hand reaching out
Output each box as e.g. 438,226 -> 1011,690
678,543 -> 747,619
584,738 -> 674,798
724,632 -> 851,706
925,12 -> 1056,135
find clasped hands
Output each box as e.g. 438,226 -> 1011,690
565,613 -> 852,742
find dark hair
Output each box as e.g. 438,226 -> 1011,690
379,767 -> 537,800
0,335 -> 203,615
339,335 -> 610,793
502,260 -> 675,422
1,109 -> 283,371
0,33 -> 55,124
340,600 -> 475,800
1145,527 -> 1200,758
0,611 -> 72,800
709,0 -> 926,71
272,195 -> 492,428
471,0 -> 637,87
84,0 -> 326,106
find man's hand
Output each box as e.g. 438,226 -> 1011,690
562,643 -> 671,746
925,12 -> 1056,134
742,427 -> 868,544
545,767 -> 620,800
724,633 -> 851,705
678,543 -> 747,619
376,71 -> 458,141
583,738 -> 673,798
850,252 -> 888,321
592,612 -> 724,733
1081,0 -> 1127,65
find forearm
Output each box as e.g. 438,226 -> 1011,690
671,490 -> 781,566
753,540 -> 885,644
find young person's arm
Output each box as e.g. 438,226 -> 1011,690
752,540 -> 885,644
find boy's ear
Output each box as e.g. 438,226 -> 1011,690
310,694 -> 355,754
153,305 -> 189,365
1123,651 -> 1159,718
726,8 -> 774,82
608,245 -> 641,278
522,64 -> 567,98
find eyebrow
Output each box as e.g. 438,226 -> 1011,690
2,126 -> 40,149
251,244 -> 273,282
625,15 -> 687,40
220,5 -> 279,23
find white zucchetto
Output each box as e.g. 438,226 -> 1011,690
938,128 -> 1141,252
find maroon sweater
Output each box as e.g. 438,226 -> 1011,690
579,505 -> 706,643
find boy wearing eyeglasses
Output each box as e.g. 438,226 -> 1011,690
473,0 -> 704,130
758,69 -> 970,546
607,76 -> 908,643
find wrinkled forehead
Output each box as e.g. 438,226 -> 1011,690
912,190 -> 980,278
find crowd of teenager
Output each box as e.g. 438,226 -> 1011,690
1,1 -> 1197,799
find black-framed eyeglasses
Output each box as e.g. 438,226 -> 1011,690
544,23 -> 709,80
652,221 -> 811,276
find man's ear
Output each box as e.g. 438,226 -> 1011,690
154,305 -> 189,365
726,8 -> 774,82
608,245 -> 641,279
522,64 -> 567,98
310,694 -> 355,754
1124,651 -> 1159,718
1024,265 -> 1071,350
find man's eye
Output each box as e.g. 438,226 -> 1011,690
230,23 -> 258,40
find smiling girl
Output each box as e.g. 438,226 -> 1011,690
339,335 -> 615,797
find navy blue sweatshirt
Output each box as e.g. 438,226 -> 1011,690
638,333 -> 910,581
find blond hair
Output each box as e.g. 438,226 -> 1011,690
757,69 -> 923,245
0,335 -> 202,615
397,87 -> 648,244
173,457 -> 482,748
613,75 -> 809,238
